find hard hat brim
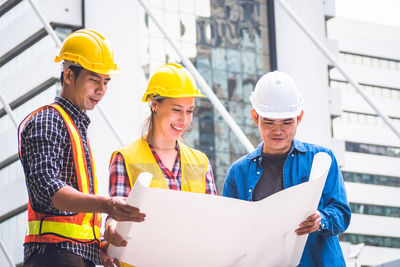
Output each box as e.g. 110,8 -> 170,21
253,108 -> 303,119
100,68 -> 122,75
142,92 -> 207,102
55,57 -> 122,75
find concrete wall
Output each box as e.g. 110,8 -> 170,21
274,0 -> 334,148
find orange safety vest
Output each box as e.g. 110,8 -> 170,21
18,103 -> 101,245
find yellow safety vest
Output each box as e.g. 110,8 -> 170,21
112,137 -> 208,267
19,103 -> 101,245
112,137 -> 208,193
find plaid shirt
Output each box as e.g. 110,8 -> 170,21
108,142 -> 217,221
19,96 -> 101,265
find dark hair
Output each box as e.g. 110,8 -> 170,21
60,65 -> 83,86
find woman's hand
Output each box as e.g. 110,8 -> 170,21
100,240 -> 121,267
104,219 -> 128,247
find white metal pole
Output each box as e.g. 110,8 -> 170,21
0,238 -> 15,267
0,90 -> 18,128
27,0 -> 125,146
137,0 -> 255,152
27,0 -> 62,48
275,0 -> 400,140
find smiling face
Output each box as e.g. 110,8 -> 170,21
152,97 -> 195,142
251,109 -> 303,155
61,68 -> 111,111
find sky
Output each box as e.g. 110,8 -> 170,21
335,0 -> 400,28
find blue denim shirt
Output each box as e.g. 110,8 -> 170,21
223,139 -> 351,266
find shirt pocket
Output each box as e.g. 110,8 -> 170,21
298,172 -> 311,184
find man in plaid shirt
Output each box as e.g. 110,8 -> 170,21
19,29 -> 145,267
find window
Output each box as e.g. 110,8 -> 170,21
340,234 -> 400,249
342,172 -> 400,187
345,141 -> 400,158
330,80 -> 400,101
350,203 -> 400,218
339,51 -> 400,71
335,111 -> 400,129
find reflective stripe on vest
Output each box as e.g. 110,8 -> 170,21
19,103 -> 101,245
112,138 -> 207,193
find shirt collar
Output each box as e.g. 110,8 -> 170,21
291,139 -> 307,153
54,96 -> 91,128
247,138 -> 306,160
246,142 -> 263,160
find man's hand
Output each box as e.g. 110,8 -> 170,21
51,186 -> 146,222
106,196 -> 146,222
295,211 -> 321,236
100,240 -> 121,267
104,219 -> 128,247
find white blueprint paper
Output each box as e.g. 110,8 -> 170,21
108,152 -> 331,267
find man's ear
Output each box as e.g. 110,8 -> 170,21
251,109 -> 258,125
63,68 -> 73,86
297,110 -> 304,125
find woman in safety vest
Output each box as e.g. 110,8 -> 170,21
104,63 -> 217,262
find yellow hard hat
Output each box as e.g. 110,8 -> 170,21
54,29 -> 121,75
142,63 -> 206,102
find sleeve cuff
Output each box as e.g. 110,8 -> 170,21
318,212 -> 328,232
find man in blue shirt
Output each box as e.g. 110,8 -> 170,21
223,71 -> 351,266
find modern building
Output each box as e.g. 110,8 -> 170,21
328,17 -> 400,266
0,0 -> 398,266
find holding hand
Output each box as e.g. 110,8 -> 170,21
104,219 -> 128,247
295,211 -> 321,236
100,240 -> 121,267
106,196 -> 146,222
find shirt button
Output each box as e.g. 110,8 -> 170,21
253,159 -> 256,162
249,189 -> 252,193
322,223 -> 325,228
257,171 -> 260,175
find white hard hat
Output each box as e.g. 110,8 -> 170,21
249,71 -> 303,119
